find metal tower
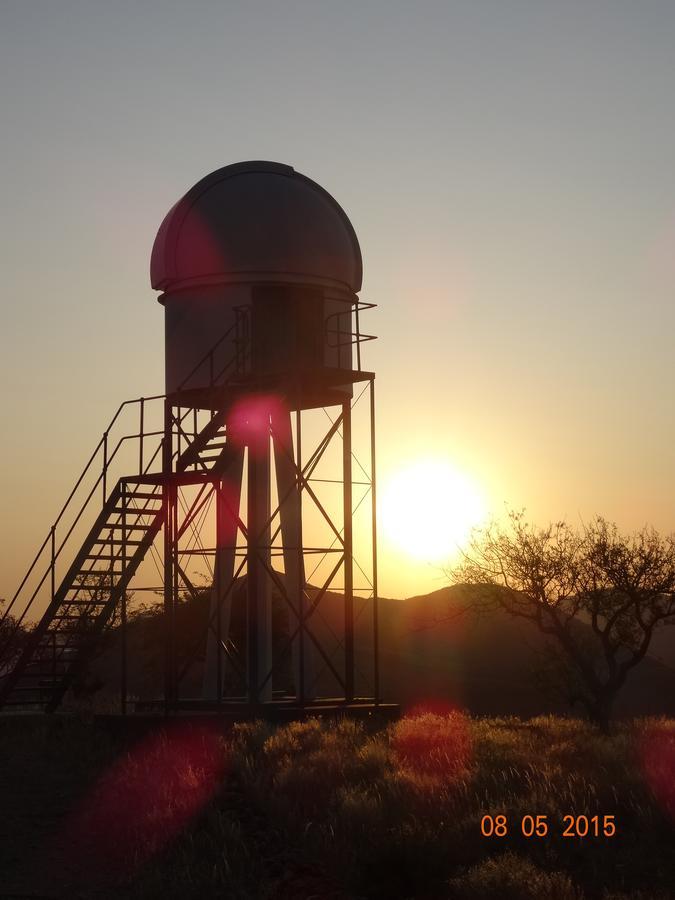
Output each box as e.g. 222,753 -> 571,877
0,162 -> 387,718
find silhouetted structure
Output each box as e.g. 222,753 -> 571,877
0,162 -> 385,717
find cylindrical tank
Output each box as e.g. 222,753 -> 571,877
150,161 -> 363,407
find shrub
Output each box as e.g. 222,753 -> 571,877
448,852 -> 580,899
391,711 -> 472,780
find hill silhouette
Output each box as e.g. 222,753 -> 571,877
379,585 -> 675,717
82,582 -> 675,718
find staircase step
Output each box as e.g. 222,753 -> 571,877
2,699 -> 50,706
73,571 -> 119,578
23,656 -> 72,663
102,521 -> 154,530
30,659 -> 78,669
20,659 -> 70,667
0,403 -> 216,713
124,504 -> 161,511
84,554 -> 125,561
38,628 -> 87,636
69,587 -> 117,595
9,684 -> 58,692
13,673 -> 66,682
51,611 -> 103,618
41,616 -> 90,632
67,597 -> 114,605
52,600 -> 110,621
14,678 -> 58,684
69,584 -> 110,597
91,538 -> 145,546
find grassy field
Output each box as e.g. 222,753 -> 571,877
1,713 -> 674,898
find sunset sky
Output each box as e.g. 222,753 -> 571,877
1,2 -> 674,600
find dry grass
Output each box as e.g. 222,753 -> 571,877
229,713 -> 675,898
1,714 -> 674,898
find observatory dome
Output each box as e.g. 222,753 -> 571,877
151,161 -> 362,295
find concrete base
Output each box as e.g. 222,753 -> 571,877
133,697 -> 399,724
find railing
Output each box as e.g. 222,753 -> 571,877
0,395 -> 168,656
175,314 -> 249,392
0,297 -> 374,662
0,320 -> 250,658
324,301 -> 377,371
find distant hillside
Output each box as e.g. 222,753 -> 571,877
377,585 -> 675,718
82,582 -> 675,718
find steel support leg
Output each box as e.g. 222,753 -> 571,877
203,445 -> 244,700
247,429 -> 272,704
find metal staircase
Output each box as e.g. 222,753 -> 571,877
0,482 -> 163,710
0,320 -> 249,712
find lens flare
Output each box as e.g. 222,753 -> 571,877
391,710 -> 472,781
228,393 -> 286,455
639,723 -> 675,819
55,724 -> 227,888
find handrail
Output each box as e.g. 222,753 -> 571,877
0,334 -> 242,649
0,325 -> 249,665
0,428 -> 170,661
0,396 -> 165,639
325,301 -> 377,368
1,424 -> 170,633
0,295 -> 374,666
175,320 -> 241,392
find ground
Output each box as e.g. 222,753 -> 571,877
0,713 -> 673,899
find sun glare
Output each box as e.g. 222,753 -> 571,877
380,459 -> 486,564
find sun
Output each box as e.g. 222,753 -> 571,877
380,458 -> 487,563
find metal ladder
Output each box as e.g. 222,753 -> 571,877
0,322 -> 249,712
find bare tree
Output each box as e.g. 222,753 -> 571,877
0,598 -> 31,677
448,511 -> 675,730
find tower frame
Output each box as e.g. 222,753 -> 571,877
158,366 -> 380,716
